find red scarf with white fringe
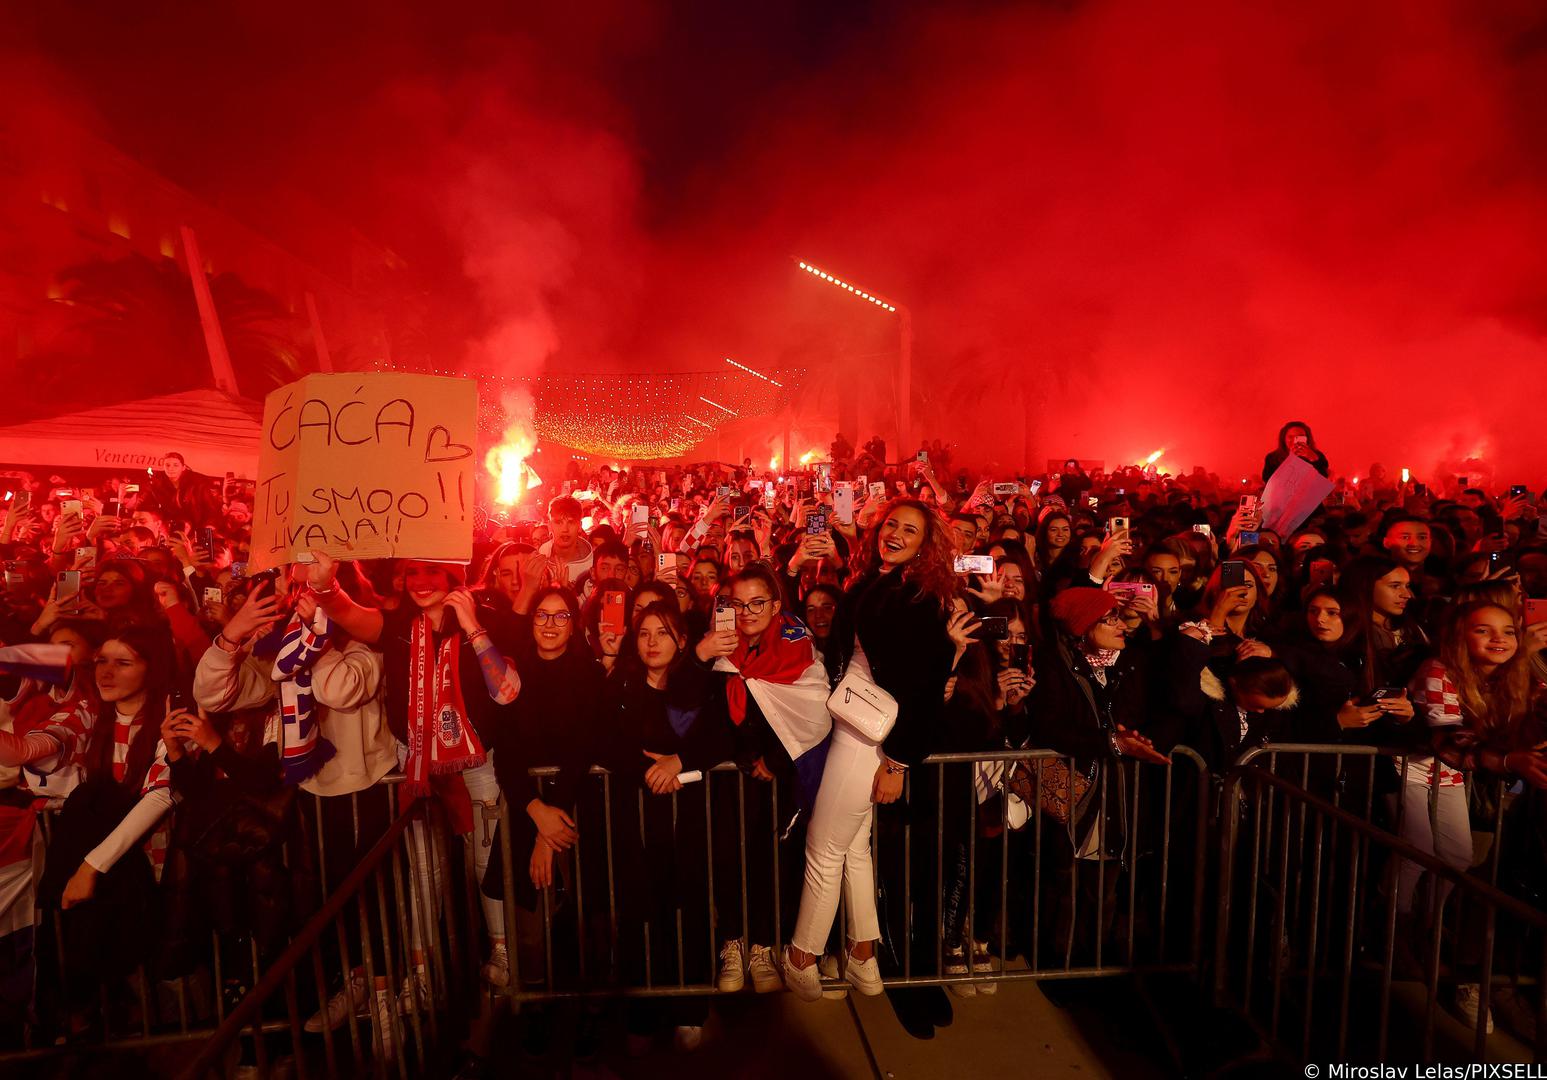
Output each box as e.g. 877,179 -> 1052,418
403,613 -> 486,797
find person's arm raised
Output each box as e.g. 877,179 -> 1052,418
304,551 -> 384,645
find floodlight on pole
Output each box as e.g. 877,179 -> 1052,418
795,258 -> 913,454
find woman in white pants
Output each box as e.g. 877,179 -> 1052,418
784,498 -> 958,1002
1404,601 -> 1547,1032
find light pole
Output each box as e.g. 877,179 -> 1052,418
796,260 -> 912,457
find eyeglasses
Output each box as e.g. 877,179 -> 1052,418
723,597 -> 772,614
533,611 -> 574,626
1095,613 -> 1126,628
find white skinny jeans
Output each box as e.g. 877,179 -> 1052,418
791,722 -> 883,955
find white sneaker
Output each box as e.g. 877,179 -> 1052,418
481,943 -> 510,989
305,969 -> 368,1033
972,940 -> 998,995
673,1025 -> 704,1052
398,964 -> 430,1015
781,946 -> 823,1003
1455,983 -> 1495,1034
749,945 -> 783,993
844,949 -> 884,997
717,939 -> 745,993
818,954 -> 848,1000
945,946 -> 976,998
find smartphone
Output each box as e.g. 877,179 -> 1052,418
1525,600 -> 1547,627
630,503 -> 649,526
601,590 -> 628,637
916,450 -> 929,464
202,586 -> 223,607
1106,580 -> 1157,603
1193,523 -> 1213,538
1220,560 -> 1248,589
1240,495 -> 1259,516
832,483 -> 855,524
229,561 -> 248,579
714,602 -> 737,633
856,475 -> 868,490
806,509 -> 829,536
60,499 -> 83,518
202,526 -> 217,559
1359,687 -> 1404,707
716,485 -> 733,499
56,570 -> 81,603
869,482 -> 886,500
11,490 -> 30,516
123,483 -> 140,497
1028,479 -> 1043,495
168,686 -> 191,714
733,505 -> 751,523
992,482 -> 1018,497
1107,517 -> 1129,535
247,566 -> 282,592
817,463 -> 833,493
977,616 -> 1010,641
1238,530 -> 1261,547
954,554 -> 996,575
1489,550 -> 1507,570
763,487 -> 777,510
74,546 -> 98,572
1009,643 -> 1030,670
3,564 -> 23,589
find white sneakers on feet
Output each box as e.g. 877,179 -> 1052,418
972,940 -> 998,995
945,946 -> 976,998
843,949 -> 883,997
748,945 -> 783,993
717,940 -> 746,993
481,943 -> 510,989
781,946 -> 823,1003
1455,983 -> 1495,1034
305,969 -> 368,1033
818,954 -> 848,1000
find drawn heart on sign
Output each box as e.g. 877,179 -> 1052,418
424,425 -> 473,463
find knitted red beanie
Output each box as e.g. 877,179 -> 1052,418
1049,587 -> 1120,637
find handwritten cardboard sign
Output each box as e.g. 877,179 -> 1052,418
1260,453 -> 1334,538
250,373 -> 478,571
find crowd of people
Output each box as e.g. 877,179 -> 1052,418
1,416 -> 1546,1072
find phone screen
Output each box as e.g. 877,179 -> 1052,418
56,570 -> 81,603
978,616 -> 1010,641
1220,561 -> 1248,589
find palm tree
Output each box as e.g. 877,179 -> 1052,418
16,252 -> 309,419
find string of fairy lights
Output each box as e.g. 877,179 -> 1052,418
377,359 -> 803,460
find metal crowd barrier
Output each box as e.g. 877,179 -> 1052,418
1214,750 -> 1546,1066
14,738 -> 1536,1075
487,746 -> 1212,1001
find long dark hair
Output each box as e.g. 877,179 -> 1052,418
84,624 -> 178,791
848,497 -> 956,608
1337,555 -> 1415,694
1276,420 -> 1317,454
527,585 -> 583,655
613,599 -> 691,686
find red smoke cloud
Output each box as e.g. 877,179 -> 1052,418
10,1 -> 1547,484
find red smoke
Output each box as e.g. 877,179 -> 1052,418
10,1 -> 1547,484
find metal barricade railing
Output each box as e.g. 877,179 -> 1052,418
0,779 -> 448,1076
1213,757 -> 1547,1066
487,746 -> 1212,1001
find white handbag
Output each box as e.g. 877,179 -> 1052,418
827,640 -> 899,743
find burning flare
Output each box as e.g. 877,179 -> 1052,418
486,390 -> 541,506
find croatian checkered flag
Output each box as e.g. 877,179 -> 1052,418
270,609 -> 337,785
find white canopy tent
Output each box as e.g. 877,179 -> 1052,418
0,388 -> 263,477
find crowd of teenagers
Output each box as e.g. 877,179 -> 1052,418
2,416 -> 1547,1068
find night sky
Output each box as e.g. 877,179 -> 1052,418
10,0 -> 1547,477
